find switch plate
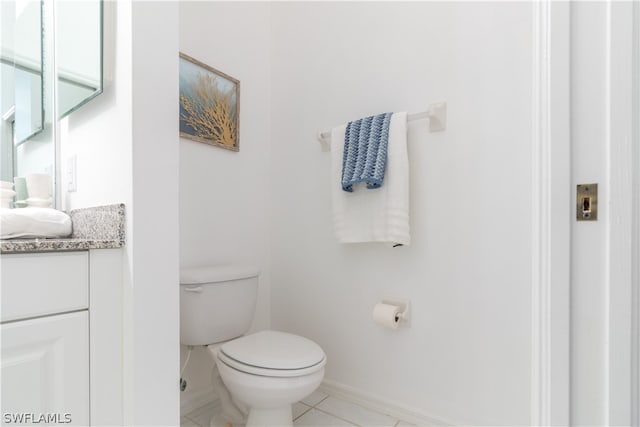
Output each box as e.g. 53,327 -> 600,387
577,183 -> 597,221
67,155 -> 77,192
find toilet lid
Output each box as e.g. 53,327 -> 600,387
219,330 -> 326,372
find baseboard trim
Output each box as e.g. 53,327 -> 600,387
180,387 -> 217,416
319,379 -> 457,426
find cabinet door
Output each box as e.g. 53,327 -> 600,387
1,311 -> 89,426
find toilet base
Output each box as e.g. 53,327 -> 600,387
207,344 -> 248,426
246,406 -> 292,427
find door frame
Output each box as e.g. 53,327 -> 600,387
607,2 -> 638,425
530,1 -> 571,425
631,2 -> 640,425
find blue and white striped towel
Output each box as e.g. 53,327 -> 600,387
341,112 -> 393,192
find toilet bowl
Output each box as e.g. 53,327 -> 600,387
214,330 -> 326,426
180,264 -> 326,427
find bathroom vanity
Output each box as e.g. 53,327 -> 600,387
0,204 -> 125,426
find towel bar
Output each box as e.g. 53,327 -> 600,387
316,102 -> 447,145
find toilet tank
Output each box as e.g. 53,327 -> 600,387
180,264 -> 259,346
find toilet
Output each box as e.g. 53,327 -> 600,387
180,264 -> 326,427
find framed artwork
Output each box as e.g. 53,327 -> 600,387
179,52 -> 240,151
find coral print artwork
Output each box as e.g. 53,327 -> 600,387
179,53 -> 240,151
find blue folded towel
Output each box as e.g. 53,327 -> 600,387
341,112 -> 393,192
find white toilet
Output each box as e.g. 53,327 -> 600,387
180,264 -> 326,427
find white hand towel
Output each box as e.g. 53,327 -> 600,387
331,112 -> 410,246
1,208 -> 72,239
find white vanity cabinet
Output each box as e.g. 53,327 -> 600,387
1,252 -> 89,426
1,250 -> 123,426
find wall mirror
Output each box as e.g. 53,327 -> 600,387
1,0 -> 45,184
0,0 -> 103,207
56,0 -> 103,118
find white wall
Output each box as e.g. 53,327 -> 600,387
178,1 -> 272,411
128,2 -> 180,424
269,3 -> 534,425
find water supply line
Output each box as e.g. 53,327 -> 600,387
180,345 -> 193,391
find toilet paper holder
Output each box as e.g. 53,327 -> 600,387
383,299 -> 411,326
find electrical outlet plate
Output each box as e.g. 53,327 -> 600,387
67,155 -> 77,192
577,183 -> 598,221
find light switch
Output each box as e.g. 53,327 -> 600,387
577,183 -> 597,221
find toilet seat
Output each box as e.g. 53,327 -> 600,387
218,330 -> 326,378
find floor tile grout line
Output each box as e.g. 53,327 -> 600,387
293,403 -> 313,421
312,406 -> 362,427
183,414 -> 201,426
300,393 -> 362,426
314,393 -> 399,427
183,403 -> 212,419
310,394 -> 331,408
186,412 -> 208,426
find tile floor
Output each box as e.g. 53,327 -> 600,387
181,390 -> 416,427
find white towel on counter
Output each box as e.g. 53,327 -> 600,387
1,208 -> 72,239
331,112 -> 410,246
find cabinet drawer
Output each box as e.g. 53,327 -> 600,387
1,252 -> 89,322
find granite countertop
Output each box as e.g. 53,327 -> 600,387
0,204 -> 125,253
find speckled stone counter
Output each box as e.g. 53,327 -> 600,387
0,204 -> 125,253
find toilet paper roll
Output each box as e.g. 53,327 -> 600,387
372,303 -> 401,329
